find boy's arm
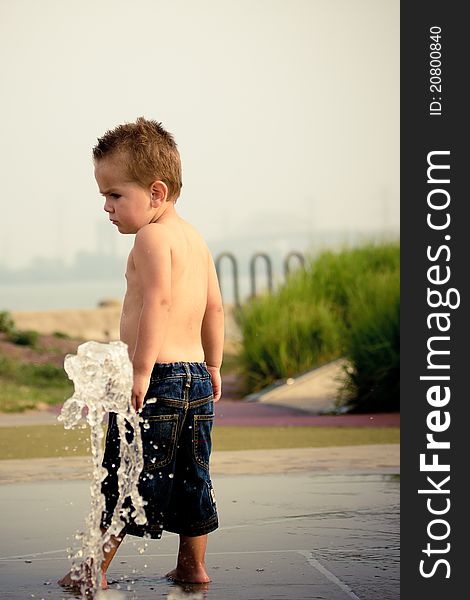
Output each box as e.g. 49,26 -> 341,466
131,225 -> 172,410
201,251 -> 224,401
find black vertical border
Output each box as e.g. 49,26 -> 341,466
401,2 -> 467,598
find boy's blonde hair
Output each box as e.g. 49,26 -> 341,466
92,117 -> 182,201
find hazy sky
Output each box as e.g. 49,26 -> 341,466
1,0 -> 399,269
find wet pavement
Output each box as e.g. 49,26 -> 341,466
0,472 -> 399,600
0,357 -> 400,598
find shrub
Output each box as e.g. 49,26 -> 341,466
337,271 -> 400,412
0,311 -> 15,334
7,329 -> 40,348
53,331 -> 71,339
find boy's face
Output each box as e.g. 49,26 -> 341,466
95,156 -> 156,234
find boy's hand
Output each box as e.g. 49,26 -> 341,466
207,366 -> 222,402
132,371 -> 151,411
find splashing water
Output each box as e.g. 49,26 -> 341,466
58,341 -> 147,598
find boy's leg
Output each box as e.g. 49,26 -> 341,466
58,529 -> 126,590
101,529 -> 126,588
166,534 -> 211,583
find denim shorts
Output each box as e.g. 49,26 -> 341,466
101,362 -> 218,538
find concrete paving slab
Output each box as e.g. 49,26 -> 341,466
245,359 -> 349,414
0,472 -> 399,600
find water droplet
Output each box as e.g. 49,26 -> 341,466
188,425 -> 192,429
143,422 -> 150,430
169,473 -> 174,479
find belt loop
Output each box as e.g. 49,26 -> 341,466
184,363 -> 191,388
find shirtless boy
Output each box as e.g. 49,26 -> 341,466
59,117 -> 224,589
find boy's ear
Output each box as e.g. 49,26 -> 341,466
150,180 -> 168,206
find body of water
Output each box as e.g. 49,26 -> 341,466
0,280 -> 127,311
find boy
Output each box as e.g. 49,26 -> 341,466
59,117 -> 224,589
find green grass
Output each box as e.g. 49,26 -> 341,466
214,426 -> 399,451
0,356 -> 73,412
0,424 -> 399,460
0,424 -> 91,459
235,241 -> 400,411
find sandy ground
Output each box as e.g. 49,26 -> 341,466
11,303 -> 241,344
0,444 -> 399,484
11,305 -> 122,341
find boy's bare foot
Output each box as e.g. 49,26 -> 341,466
165,566 -> 211,584
57,569 -> 108,590
58,571 -> 78,589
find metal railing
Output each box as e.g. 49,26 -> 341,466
215,251 -> 305,307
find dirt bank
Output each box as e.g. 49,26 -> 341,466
11,305 -> 121,342
11,303 -> 240,345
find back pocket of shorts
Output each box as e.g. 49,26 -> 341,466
193,414 -> 214,471
141,414 -> 178,471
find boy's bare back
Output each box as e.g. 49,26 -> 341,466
121,214 -> 216,363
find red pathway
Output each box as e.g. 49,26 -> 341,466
45,399 -> 399,428
214,399 -> 400,427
